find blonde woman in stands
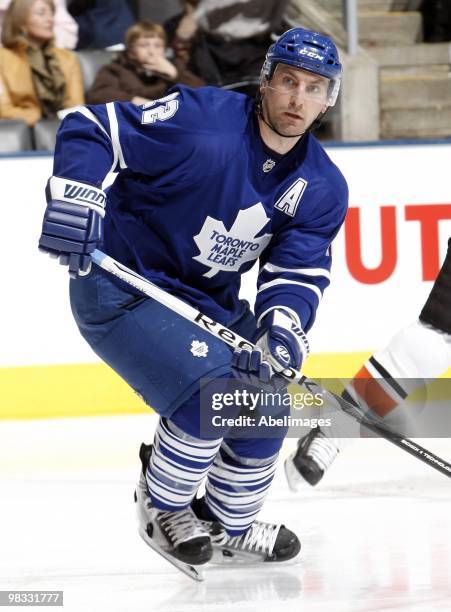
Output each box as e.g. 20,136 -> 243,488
0,0 -> 83,126
0,0 -> 78,49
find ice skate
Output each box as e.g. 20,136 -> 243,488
192,497 -> 301,564
285,426 -> 339,490
134,443 -> 212,581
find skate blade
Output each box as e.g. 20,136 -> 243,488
210,548 -> 301,566
138,526 -> 205,582
284,455 -> 313,492
210,547 -> 265,565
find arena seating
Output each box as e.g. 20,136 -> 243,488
0,120 -> 33,154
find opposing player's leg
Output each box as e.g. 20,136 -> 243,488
419,238 -> 451,337
286,238 -> 451,490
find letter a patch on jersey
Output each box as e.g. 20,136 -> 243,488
274,178 -> 308,217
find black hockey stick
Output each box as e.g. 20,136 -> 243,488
91,249 -> 451,479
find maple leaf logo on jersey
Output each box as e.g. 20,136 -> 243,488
190,340 -> 209,358
192,203 -> 272,278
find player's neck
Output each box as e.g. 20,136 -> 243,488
257,116 -> 303,155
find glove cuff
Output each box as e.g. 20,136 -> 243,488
47,176 -> 106,217
257,305 -> 302,329
256,309 -> 310,371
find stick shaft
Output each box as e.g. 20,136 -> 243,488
91,249 -> 451,479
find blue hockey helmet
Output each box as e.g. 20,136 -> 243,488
262,28 -> 342,106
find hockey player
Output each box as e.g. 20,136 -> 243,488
38,27 -> 348,576
285,238 -> 451,490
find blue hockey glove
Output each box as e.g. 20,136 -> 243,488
38,176 -> 106,278
232,309 -> 310,385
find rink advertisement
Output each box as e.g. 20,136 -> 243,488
1,141 -> 450,417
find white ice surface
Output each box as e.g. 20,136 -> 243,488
0,414 -> 450,612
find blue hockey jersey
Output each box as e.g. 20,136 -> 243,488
52,86 -> 348,331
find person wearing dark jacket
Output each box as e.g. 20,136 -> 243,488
87,20 -> 204,106
165,0 -> 289,88
420,0 -> 451,42
68,0 -> 134,49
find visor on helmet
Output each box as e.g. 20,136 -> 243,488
267,63 -> 340,106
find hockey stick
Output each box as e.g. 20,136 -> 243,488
91,249 -> 451,479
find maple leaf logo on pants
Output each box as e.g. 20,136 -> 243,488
192,203 -> 272,278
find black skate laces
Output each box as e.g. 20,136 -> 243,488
205,520 -> 281,556
139,473 -> 208,547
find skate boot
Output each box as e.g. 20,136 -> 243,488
134,443 -> 212,581
192,497 -> 301,564
285,426 -> 339,490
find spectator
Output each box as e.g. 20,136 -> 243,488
87,21 -> 204,106
420,0 -> 451,42
0,0 -> 84,126
0,0 -> 78,48
68,0 -> 134,50
165,0 -> 199,66
165,0 -> 289,87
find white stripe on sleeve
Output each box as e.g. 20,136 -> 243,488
261,263 -> 331,280
106,102 -> 127,170
257,279 -> 323,302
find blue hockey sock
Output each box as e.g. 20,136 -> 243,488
204,444 -> 279,536
146,417 -> 222,511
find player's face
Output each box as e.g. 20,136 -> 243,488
129,35 -> 166,66
261,64 -> 329,136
